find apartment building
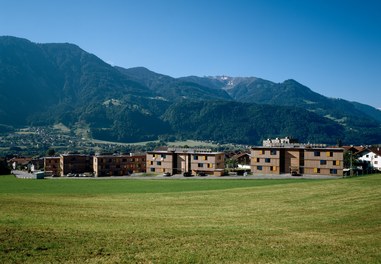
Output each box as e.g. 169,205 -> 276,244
146,148 -> 225,176
44,157 -> 60,176
251,146 -> 343,176
93,154 -> 146,177
60,154 -> 93,176
303,148 -> 343,175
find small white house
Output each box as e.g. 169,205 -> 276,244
357,147 -> 381,171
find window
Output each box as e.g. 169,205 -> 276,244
366,155 -> 369,158
333,160 -> 340,166
326,151 -> 333,157
257,166 -> 262,171
194,155 -> 198,160
330,169 -> 337,174
314,151 -> 320,157
261,150 -> 265,155
150,161 -> 153,165
161,154 -> 166,159
207,163 -> 213,168
153,154 -> 156,158
265,158 -> 270,163
198,163 -> 203,168
256,158 -> 260,163
150,168 -> 155,172
375,161 -> 378,165
320,160 -> 327,165
313,168 -> 320,173
270,150 -> 277,155
157,161 -> 161,166
204,156 -> 208,160
270,166 -> 276,171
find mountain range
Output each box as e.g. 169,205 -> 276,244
0,36 -> 380,145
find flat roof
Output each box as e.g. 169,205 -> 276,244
251,146 -> 344,151
94,154 -> 145,158
147,150 -> 224,155
60,154 -> 91,157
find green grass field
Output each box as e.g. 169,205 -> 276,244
0,175 -> 380,263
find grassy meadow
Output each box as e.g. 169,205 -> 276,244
0,175 -> 380,263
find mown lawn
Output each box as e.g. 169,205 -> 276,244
0,175 -> 380,263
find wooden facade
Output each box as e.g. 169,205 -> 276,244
146,149 -> 225,175
93,154 -> 146,177
60,154 -> 93,176
251,147 -> 343,176
44,157 -> 60,176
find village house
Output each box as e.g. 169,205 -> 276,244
146,148 -> 225,176
230,152 -> 251,169
8,157 -> 32,170
356,147 -> 381,171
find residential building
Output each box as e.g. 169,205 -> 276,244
251,146 -> 343,176
303,148 -> 344,175
8,157 -> 32,170
93,154 -> 146,177
30,158 -> 44,172
356,147 -> 381,171
342,145 -> 365,155
44,157 -> 60,176
146,148 -> 225,176
230,152 -> 251,169
60,154 -> 93,176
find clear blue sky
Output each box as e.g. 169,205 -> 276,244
1,0 -> 380,108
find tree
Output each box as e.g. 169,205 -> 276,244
0,158 -> 10,175
225,159 -> 238,169
343,150 -> 356,169
46,148 -> 56,156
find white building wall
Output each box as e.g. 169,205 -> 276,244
358,150 -> 381,171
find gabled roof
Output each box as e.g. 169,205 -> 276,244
356,147 -> 381,157
231,152 -> 250,160
368,147 -> 381,156
342,146 -> 365,154
8,157 -> 32,165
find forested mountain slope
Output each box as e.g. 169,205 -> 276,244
0,36 -> 380,145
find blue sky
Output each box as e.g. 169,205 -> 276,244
1,0 -> 380,108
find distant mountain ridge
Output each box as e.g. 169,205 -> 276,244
0,36 -> 380,145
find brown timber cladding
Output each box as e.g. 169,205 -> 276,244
44,157 -> 60,176
146,150 -> 225,175
60,154 -> 93,176
93,155 -> 146,177
251,147 -> 343,176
